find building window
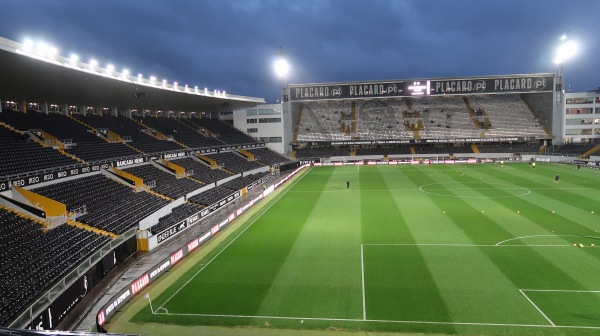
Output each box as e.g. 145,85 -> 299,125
247,128 -> 258,133
566,97 -> 594,104
247,118 -> 257,123
565,129 -> 592,135
566,108 -> 593,115
565,118 -> 593,125
246,109 -> 257,116
258,117 -> 281,123
258,136 -> 282,143
258,109 -> 281,115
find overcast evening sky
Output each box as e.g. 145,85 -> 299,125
1,0 -> 598,103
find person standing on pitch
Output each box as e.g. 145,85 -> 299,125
555,174 -> 560,183
347,179 -> 350,190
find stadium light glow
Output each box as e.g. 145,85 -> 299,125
89,59 -> 98,69
554,40 -> 577,64
122,69 -> 129,77
23,39 -> 34,52
36,42 -> 49,56
274,58 -> 289,78
174,82 -> 178,90
137,74 -> 143,83
163,79 -> 167,88
48,46 -> 58,58
106,64 -> 115,74
70,53 -> 79,64
150,76 -> 157,82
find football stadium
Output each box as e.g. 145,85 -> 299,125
1,15 -> 600,336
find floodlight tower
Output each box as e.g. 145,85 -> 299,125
552,31 -> 577,145
274,46 -> 292,156
554,32 -> 577,102
274,46 -> 290,103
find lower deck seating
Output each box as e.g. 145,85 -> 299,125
0,209 -> 110,326
552,143 -> 598,156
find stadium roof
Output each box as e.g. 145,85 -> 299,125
0,36 -> 265,113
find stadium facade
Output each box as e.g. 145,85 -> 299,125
562,90 -> 600,143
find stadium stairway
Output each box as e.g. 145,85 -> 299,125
67,115 -> 97,133
58,147 -> 86,164
121,139 -> 146,155
128,117 -> 167,140
292,104 -> 303,143
67,115 -> 145,156
0,205 -> 48,228
0,121 -> 21,134
66,219 -> 118,239
187,176 -> 207,185
538,144 -> 547,154
471,145 -> 480,153
521,96 -> 554,138
144,187 -> 175,202
581,145 -> 600,159
405,97 -> 414,110
195,153 -> 218,168
236,149 -> 255,161
462,97 -> 482,130
350,101 -> 357,134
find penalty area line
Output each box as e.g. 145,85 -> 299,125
519,289 -> 556,327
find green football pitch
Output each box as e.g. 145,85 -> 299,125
118,163 -> 600,336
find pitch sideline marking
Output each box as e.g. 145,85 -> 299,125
362,243 -> 572,247
156,167 -> 311,311
518,289 -> 556,327
150,311 -> 600,330
360,244 -> 366,320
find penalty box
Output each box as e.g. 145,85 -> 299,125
520,289 -> 600,328
361,244 -> 600,327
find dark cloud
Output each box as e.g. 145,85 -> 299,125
1,0 -> 598,103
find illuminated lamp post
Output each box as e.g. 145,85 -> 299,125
274,46 -> 290,104
554,33 -> 577,103
552,32 -> 577,145
274,47 -> 291,155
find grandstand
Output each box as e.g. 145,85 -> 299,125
0,35 -> 292,332
290,75 -> 563,159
